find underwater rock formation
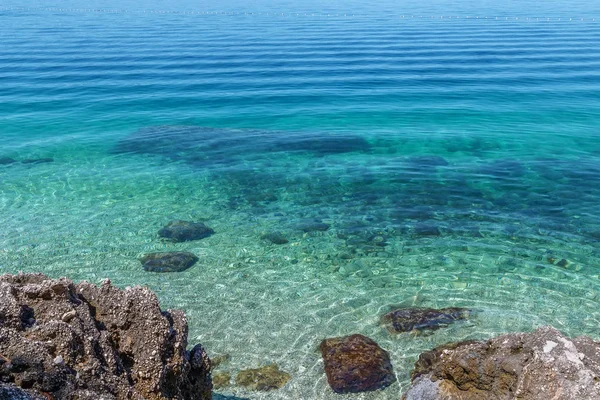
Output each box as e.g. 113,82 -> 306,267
380,307 -> 471,333
141,251 -> 199,272
320,334 -> 395,394
114,125 -> 370,162
260,231 -> 289,245
0,157 -> 16,165
235,364 -> 291,391
402,326 -> 600,400
159,220 -> 215,242
0,273 -> 212,400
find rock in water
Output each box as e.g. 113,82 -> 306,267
159,220 -> 215,242
320,334 -> 396,394
235,364 -> 291,391
402,326 -> 600,400
21,158 -> 54,164
261,232 -> 289,245
380,307 -> 470,333
141,252 -> 199,272
0,273 -> 212,400
0,157 -> 16,165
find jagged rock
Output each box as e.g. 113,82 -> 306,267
235,364 -> 291,391
402,326 -> 600,400
260,232 -> 289,245
158,220 -> 215,242
380,307 -> 471,333
140,252 -> 199,272
0,273 -> 212,400
320,334 -> 395,393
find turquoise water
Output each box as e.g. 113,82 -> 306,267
2,1 -> 600,398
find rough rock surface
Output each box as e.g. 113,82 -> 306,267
403,326 -> 600,400
141,252 -> 199,272
158,220 -> 215,242
235,364 -> 291,391
320,334 -> 395,394
380,307 -> 470,333
0,273 -> 212,400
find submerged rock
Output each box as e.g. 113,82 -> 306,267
213,372 -> 231,389
159,220 -> 215,242
235,364 -> 291,391
141,252 -> 199,272
380,307 -> 470,333
0,157 -> 16,165
320,334 -> 395,394
261,231 -> 289,245
298,220 -> 330,232
403,326 -> 600,400
414,223 -> 441,237
21,158 -> 54,164
0,273 -> 212,400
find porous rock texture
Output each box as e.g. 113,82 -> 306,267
320,334 -> 395,394
0,273 -> 212,400
402,326 -> 600,400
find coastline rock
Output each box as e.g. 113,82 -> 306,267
0,273 -> 212,400
320,334 -> 395,394
260,232 -> 289,245
380,307 -> 470,333
159,220 -> 215,242
403,326 -> 600,400
141,251 -> 199,272
235,364 -> 291,391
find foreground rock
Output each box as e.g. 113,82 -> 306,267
320,334 -> 395,393
235,364 -> 291,391
0,273 -> 212,400
380,307 -> 470,333
159,220 -> 215,242
403,326 -> 600,400
141,251 -> 199,272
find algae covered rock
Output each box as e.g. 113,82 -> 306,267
381,307 -> 470,333
403,326 -> 600,400
0,273 -> 212,400
235,364 -> 291,391
159,220 -> 215,242
320,334 -> 395,394
141,251 -> 199,272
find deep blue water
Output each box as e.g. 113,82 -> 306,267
1,1 -> 600,398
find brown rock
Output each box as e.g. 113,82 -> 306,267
212,372 -> 231,389
236,364 -> 291,391
403,326 -> 600,400
320,334 -> 396,394
0,273 -> 212,400
380,307 -> 470,333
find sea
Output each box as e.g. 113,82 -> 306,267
1,0 -> 600,398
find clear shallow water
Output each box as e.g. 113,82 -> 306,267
1,2 -> 600,398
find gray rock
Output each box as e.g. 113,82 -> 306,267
402,326 -> 600,400
381,307 -> 471,333
261,232 -> 289,245
0,273 -> 212,400
140,251 -> 199,272
158,220 -> 215,242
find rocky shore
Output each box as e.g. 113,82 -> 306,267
2,273 -> 600,400
0,273 -> 211,400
